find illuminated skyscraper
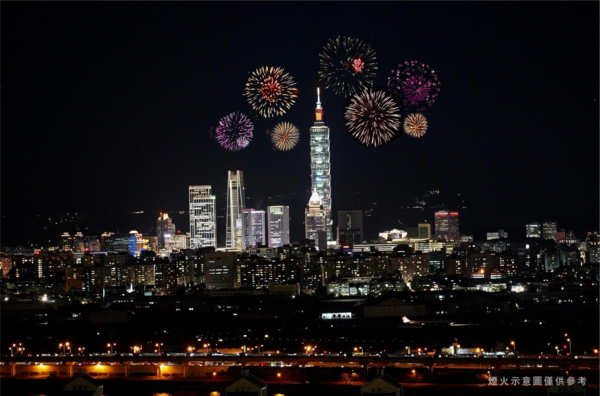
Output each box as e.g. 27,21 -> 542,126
305,190 -> 327,250
189,185 -> 216,248
542,221 -> 557,240
310,88 -> 332,242
434,211 -> 459,241
267,205 -> 290,248
241,209 -> 265,247
526,222 -> 542,238
157,212 -> 176,249
226,170 -> 246,249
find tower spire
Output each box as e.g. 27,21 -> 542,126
315,88 -> 323,121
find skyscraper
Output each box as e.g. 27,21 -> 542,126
226,170 -> 246,249
189,185 -> 216,248
418,223 -> 432,239
310,88 -> 332,242
305,190 -> 327,250
434,211 -> 459,241
526,222 -> 541,238
267,205 -> 290,248
241,209 -> 265,247
542,221 -> 557,240
338,210 -> 363,247
156,212 -> 176,249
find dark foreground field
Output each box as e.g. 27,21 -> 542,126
1,379 -> 598,396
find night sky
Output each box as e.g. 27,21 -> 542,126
2,2 -> 598,247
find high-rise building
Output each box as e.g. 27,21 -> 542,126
267,205 -> 290,248
309,88 -> 333,242
434,211 -> 459,241
418,223 -> 431,239
542,221 -> 557,241
157,212 -> 176,249
526,222 -> 541,238
189,185 -> 216,249
305,190 -> 327,250
226,170 -> 246,249
338,210 -> 363,247
204,252 -> 238,289
241,209 -> 265,248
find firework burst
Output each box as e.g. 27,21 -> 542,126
245,66 -> 298,118
388,60 -> 440,111
215,112 -> 254,151
271,121 -> 300,151
344,88 -> 402,147
319,36 -> 378,97
403,113 -> 428,138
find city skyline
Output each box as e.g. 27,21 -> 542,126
2,2 -> 598,248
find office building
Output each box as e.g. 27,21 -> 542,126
305,190 -> 327,250
309,88 -> 333,242
267,205 -> 290,248
241,209 -> 265,247
542,221 -> 557,241
189,185 -> 217,249
434,211 -> 459,241
226,170 -> 246,249
526,222 -> 541,238
104,235 -> 129,253
418,223 -> 431,239
204,252 -> 238,289
157,212 -> 176,249
338,210 -> 363,247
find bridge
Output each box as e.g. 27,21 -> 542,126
1,354 -> 596,380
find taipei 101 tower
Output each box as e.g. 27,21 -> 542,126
309,88 -> 332,242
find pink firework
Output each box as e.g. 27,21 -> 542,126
388,60 -> 440,111
352,57 -> 365,73
215,112 -> 254,151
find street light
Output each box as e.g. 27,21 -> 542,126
566,338 -> 572,355
78,347 -> 86,356
510,341 -> 515,353
155,343 -> 163,354
107,343 -> 116,354
354,346 -> 363,355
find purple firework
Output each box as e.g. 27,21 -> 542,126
215,112 -> 254,151
388,60 -> 440,111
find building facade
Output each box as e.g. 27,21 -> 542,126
157,212 -> 176,249
226,170 -> 246,249
305,190 -> 327,250
338,210 -> 363,247
189,185 -> 217,249
526,222 -> 542,238
434,211 -> 459,241
267,205 -> 290,248
241,209 -> 265,248
542,221 -> 557,240
309,89 -> 333,242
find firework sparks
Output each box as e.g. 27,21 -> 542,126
271,121 -> 300,151
245,66 -> 298,118
215,112 -> 254,151
344,88 -> 402,147
403,113 -> 428,138
388,60 -> 440,111
319,36 -> 378,96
